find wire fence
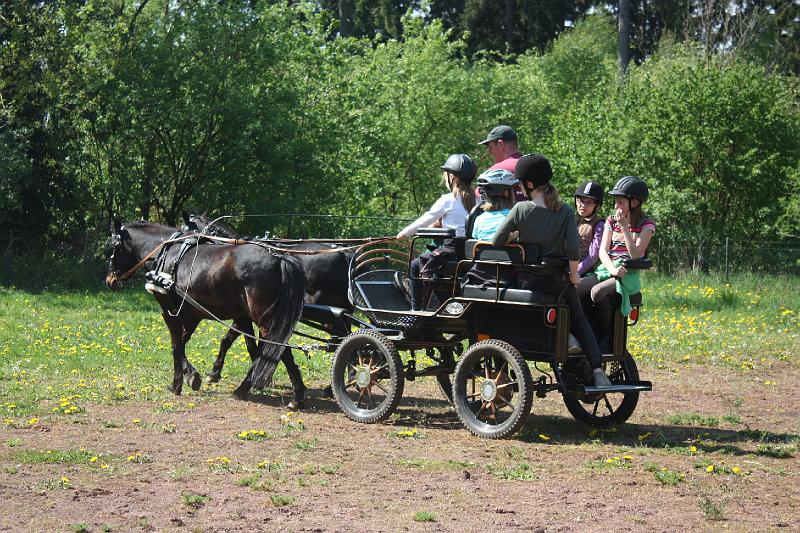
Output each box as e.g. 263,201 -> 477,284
1,216 -> 799,289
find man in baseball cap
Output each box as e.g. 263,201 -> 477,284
478,125 -> 527,201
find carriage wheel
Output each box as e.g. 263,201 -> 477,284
453,340 -> 533,439
331,330 -> 404,424
560,352 -> 640,428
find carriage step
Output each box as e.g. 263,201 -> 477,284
567,380 -> 652,395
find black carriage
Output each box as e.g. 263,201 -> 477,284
327,227 -> 653,439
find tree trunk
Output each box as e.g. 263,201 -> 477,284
339,0 -> 354,37
505,0 -> 515,52
618,0 -> 632,74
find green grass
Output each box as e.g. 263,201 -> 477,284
412,511 -> 437,523
628,273 -> 799,369
667,413 -> 720,427
181,491 -> 211,509
10,448 -> 100,465
0,273 -> 797,417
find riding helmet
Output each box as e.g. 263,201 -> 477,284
609,176 -> 649,203
477,169 -> 518,197
441,154 -> 477,182
574,181 -> 604,206
515,154 -> 553,188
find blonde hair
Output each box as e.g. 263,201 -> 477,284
535,183 -> 562,212
443,171 -> 476,213
480,190 -> 514,212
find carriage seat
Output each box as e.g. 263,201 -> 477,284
460,285 -> 557,304
610,291 -> 642,307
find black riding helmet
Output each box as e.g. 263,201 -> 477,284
574,181 -> 604,206
441,154 -> 477,182
609,176 -> 649,204
515,154 -> 552,194
477,169 -> 518,197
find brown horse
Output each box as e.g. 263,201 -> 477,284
104,219 -> 307,404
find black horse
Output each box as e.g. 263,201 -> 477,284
104,219 -> 307,405
181,213 -> 353,389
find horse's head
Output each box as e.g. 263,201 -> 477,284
104,218 -> 137,290
181,211 -> 200,233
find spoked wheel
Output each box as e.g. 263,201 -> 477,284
453,340 -> 533,439
560,352 -> 640,427
331,330 -> 404,423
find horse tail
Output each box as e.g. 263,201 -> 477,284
249,254 -> 306,389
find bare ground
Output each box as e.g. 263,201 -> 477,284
1,363 -> 798,533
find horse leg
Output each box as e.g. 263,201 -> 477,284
164,314 -> 187,395
207,327 -> 241,383
180,318 -> 203,391
282,347 -> 307,410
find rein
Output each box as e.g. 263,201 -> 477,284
116,233 -> 396,282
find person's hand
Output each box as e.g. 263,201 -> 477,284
611,265 -> 627,278
616,208 -> 630,230
570,271 -> 580,286
432,219 -> 442,228
396,231 -> 406,240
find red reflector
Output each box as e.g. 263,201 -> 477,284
629,307 -> 639,322
546,308 -> 557,324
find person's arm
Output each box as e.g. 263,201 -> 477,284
598,223 -> 626,278
397,196 -> 448,239
615,210 -> 654,259
491,206 -> 519,246
578,221 -> 604,276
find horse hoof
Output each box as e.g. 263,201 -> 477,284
287,399 -> 305,410
205,373 -> 221,384
169,385 -> 182,395
189,373 -> 202,391
232,389 -> 248,401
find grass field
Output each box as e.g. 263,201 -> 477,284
1,273 -> 798,531
1,273 -> 797,418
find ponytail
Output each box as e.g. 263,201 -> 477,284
444,172 -> 476,212
538,183 -> 562,212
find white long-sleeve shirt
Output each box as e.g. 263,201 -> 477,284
398,193 -> 469,238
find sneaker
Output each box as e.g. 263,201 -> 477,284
568,333 -> 582,354
592,368 -> 613,388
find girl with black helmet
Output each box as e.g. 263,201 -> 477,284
397,154 -> 477,310
582,176 -> 655,349
491,154 -> 613,388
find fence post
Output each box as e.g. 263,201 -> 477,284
725,236 -> 729,283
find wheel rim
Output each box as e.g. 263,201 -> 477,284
463,355 -> 520,429
338,343 -> 394,414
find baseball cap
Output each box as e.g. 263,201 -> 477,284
478,125 -> 518,145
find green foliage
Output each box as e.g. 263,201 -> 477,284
0,7 -> 798,266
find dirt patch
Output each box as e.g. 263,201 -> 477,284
1,363 -> 798,532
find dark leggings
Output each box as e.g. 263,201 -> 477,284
532,273 -> 603,369
408,247 -> 455,310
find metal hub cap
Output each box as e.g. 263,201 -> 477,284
481,380 -> 497,401
355,367 -> 372,388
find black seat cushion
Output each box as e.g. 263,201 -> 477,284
611,292 -> 642,306
461,285 -> 557,304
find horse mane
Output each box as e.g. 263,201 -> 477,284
190,213 -> 242,239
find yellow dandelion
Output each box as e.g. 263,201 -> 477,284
732,467 -> 742,475
28,417 -> 39,425
89,456 -> 98,463
690,446 -> 697,453
132,419 -> 141,424
622,455 -> 633,461
61,476 -> 70,483
706,465 -> 715,473
538,434 -> 550,441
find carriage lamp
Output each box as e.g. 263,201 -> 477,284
545,308 -> 557,325
444,301 -> 465,315
629,307 -> 640,325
